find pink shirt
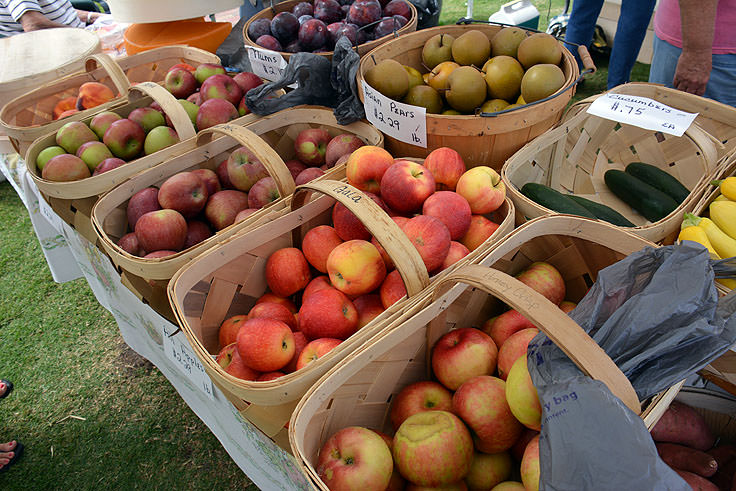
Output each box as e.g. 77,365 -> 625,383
654,0 -> 736,54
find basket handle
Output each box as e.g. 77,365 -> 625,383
196,124 -> 296,198
290,179 -> 430,297
577,45 -> 596,75
84,53 -> 131,96
430,264 -> 641,414
127,81 -> 196,141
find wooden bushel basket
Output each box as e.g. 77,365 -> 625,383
502,92 -> 721,244
289,215 -> 683,490
242,0 -> 418,62
167,179 -> 515,450
0,47 -> 220,155
356,23 -> 584,169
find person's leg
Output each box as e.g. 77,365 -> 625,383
703,53 -> 736,107
606,0 -> 656,88
648,34 -> 680,88
564,0 -> 606,68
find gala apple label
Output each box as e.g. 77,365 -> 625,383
361,80 -> 427,148
162,324 -> 215,401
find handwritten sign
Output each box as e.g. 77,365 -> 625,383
162,324 -> 215,401
586,93 -> 698,137
35,189 -> 65,232
361,80 -> 427,147
247,46 -> 288,82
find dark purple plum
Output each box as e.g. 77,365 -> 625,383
298,18 -> 329,51
382,0 -> 411,19
328,22 -> 358,47
314,0 -> 343,25
392,14 -> 408,27
298,14 -> 314,24
347,0 -> 382,26
352,23 -> 369,44
292,1 -> 314,17
341,4 -> 351,16
271,11 -> 300,45
284,40 -> 303,52
247,18 -> 272,40
372,16 -> 402,38
255,34 -> 283,51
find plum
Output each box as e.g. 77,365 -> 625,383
299,18 -> 329,51
298,14 -> 314,25
347,0 -> 382,27
372,16 -> 402,39
328,22 -> 358,47
255,34 -> 283,51
292,1 -> 314,17
247,18 -> 272,40
392,14 -> 408,27
270,11 -> 299,45
383,0 -> 411,19
314,0 -> 343,24
284,40 -> 303,52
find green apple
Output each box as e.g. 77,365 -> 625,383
77,141 -> 114,171
128,107 -> 165,133
144,126 -> 180,155
36,145 -> 66,172
89,111 -> 122,140
55,120 -> 98,154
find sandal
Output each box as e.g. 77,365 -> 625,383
0,380 -> 12,400
0,441 -> 23,473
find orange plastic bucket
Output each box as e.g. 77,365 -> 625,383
123,18 -> 232,54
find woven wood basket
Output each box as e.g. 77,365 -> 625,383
167,179 -> 515,450
92,106 -> 383,321
242,0 -> 418,61
502,91 -> 721,244
356,23 -> 584,170
289,214 -> 687,489
0,46 -> 220,155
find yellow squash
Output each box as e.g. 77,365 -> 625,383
714,194 -> 731,202
682,213 -> 736,259
709,200 -> 736,240
714,177 -> 736,201
678,225 -> 719,257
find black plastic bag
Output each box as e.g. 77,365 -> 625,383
527,242 -> 736,490
331,36 -> 365,125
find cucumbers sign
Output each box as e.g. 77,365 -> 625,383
586,93 -> 698,137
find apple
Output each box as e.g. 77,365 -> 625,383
295,167 -> 325,185
465,452 -> 513,490
325,134 -> 365,168
216,342 -> 261,381
295,337 -> 342,370
127,187 -> 160,230
218,314 -> 248,348
41,154 -> 91,182
379,269 -> 407,308
294,127 -> 331,166
283,331 -> 308,373
134,209 -> 188,252
303,275 -> 333,302
285,159 -> 308,181
248,176 -> 280,209
183,220 -> 212,249
256,292 -> 297,313
456,166 -> 506,214
196,98 -> 239,131
216,159 -> 234,189
345,145 -> 394,194
128,106 -> 166,133
431,327 -> 497,391
559,300 -> 577,313
423,147 -> 466,191
510,428 -> 539,462
103,118 -> 145,160
158,171 -> 209,218
236,317 -> 295,372
227,146 -> 269,192
422,191 -> 472,241
331,191 -> 388,241
497,328 -> 539,380
200,73 -> 243,106
194,62 -> 226,85
35,145 -> 66,172
89,111 -> 122,140
299,287 -> 359,340
257,371 -> 285,381
317,426 -> 393,491
390,380 -> 453,431
353,293 -> 385,328
117,232 -> 145,256
452,375 -> 523,454
232,71 -> 263,94
248,301 -> 297,331
56,120 -> 98,154
234,208 -> 259,223
164,67 -> 198,99
93,157 -> 127,175
302,225 -> 344,273
460,215 -> 500,252
326,239 -> 387,297
505,356 -> 542,431
402,215 -> 452,273
144,126 -> 180,155
380,160 -> 436,214
190,168 -> 221,196
516,261 -> 565,305
375,431 -> 408,491
204,189 -> 250,230
168,99 -> 199,128
520,436 -> 540,491
372,216 -> 410,270
439,241 -> 470,271
265,247 -> 312,298
481,309 -> 537,349
393,410 -> 474,487
144,250 -> 178,258
405,482 -> 467,490
76,141 -> 113,171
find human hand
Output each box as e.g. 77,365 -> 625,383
673,48 -> 712,96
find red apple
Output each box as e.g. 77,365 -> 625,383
227,146 -> 269,192
353,294 -> 385,328
497,328 -> 539,380
103,118 -> 145,161
236,317 -> 295,372
520,435 -> 540,491
390,380 -> 453,431
234,208 -> 259,223
158,171 -> 209,218
76,140 -> 113,172
439,241 -> 470,271
248,176 -> 280,209
128,106 -> 166,133
516,261 -> 565,305
92,157 -> 126,175
216,159 -> 233,189
460,215 -> 500,252
422,191 -> 472,241
190,168 -> 221,196
188,91 -> 202,106
331,191 -> 388,241
127,187 -> 160,230
295,337 -> 342,369
325,133 -> 365,168
216,342 -> 261,381
302,225 -> 344,273
248,302 -> 297,331
423,147 -> 466,191
295,167 -> 325,185
144,250 -> 177,258
256,371 -> 285,381
204,189 -> 250,231
317,426 -> 393,491
294,127 -> 331,166
326,239 -> 387,297
89,111 -> 122,140
481,309 -> 537,349
183,220 -> 212,249
402,215 -> 451,273
194,62 -> 226,85
456,166 -> 506,214
265,247 -> 312,298
218,314 -> 248,348
196,98 -> 239,131
285,159 -> 308,180
41,153 -> 91,182
134,209 -> 187,252
283,331 -> 308,373
303,275 -> 333,302
117,232 -> 145,256
379,269 -> 407,309
200,73 -> 243,106
380,160 -> 436,214
375,431 -> 408,491
431,327 -> 497,391
256,292 -> 298,313
559,300 -> 577,313
164,67 -> 198,99
372,216 -> 411,270
464,452 -> 512,491
232,71 -> 264,94
510,428 -> 539,462
55,120 -> 98,155
298,287 -> 359,340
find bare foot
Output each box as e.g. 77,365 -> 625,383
0,382 -> 7,397
0,441 -> 17,469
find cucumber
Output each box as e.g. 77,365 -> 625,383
520,183 -> 597,219
567,195 -> 636,227
604,170 -> 680,222
625,162 -> 690,204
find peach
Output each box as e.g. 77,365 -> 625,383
52,96 -> 78,120
505,357 -> 542,431
75,81 -> 115,111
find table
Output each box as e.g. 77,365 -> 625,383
0,153 -> 311,490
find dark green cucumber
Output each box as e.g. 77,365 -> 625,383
625,162 -> 690,204
520,183 -> 597,219
604,170 -> 679,222
567,195 -> 636,227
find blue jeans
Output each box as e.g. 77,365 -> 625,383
649,34 -> 736,108
240,0 -> 265,22
565,0 -> 656,89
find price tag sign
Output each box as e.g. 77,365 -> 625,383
361,80 -> 427,148
247,46 -> 288,82
163,324 -> 215,401
586,93 -> 698,137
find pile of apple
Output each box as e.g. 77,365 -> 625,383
247,0 -> 412,54
115,128 -> 368,259
315,261 -> 575,491
37,62 -> 266,183
214,145 -> 507,382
